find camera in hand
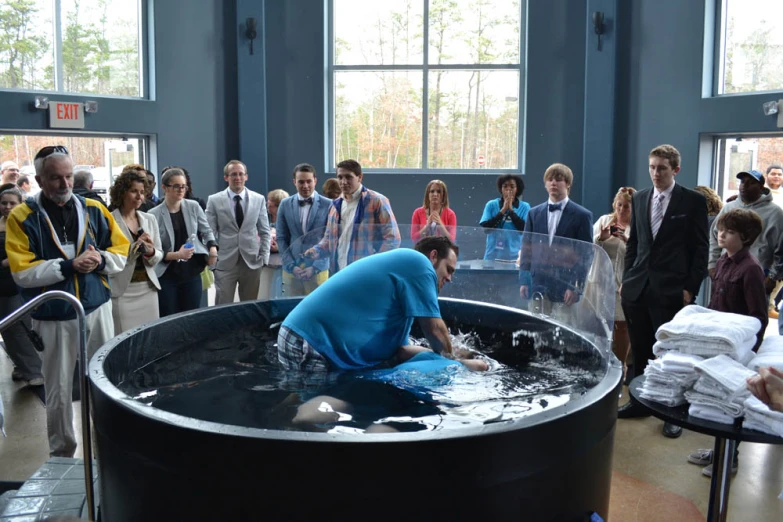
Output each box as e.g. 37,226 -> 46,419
136,228 -> 147,254
609,225 -> 619,235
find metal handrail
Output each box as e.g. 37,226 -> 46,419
0,290 -> 95,521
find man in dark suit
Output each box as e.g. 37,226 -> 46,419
276,163 -> 332,296
618,144 -> 709,438
519,163 -> 593,323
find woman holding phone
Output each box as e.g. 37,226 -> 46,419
108,168 -> 163,333
593,186 -> 635,379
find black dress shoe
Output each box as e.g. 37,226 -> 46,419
662,422 -> 683,438
617,401 -> 651,419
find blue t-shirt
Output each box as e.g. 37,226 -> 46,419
282,249 -> 442,370
480,198 -> 530,260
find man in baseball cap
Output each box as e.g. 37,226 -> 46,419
709,169 -> 783,307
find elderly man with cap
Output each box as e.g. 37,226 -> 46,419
5,145 -> 129,457
709,169 -> 783,302
1,161 -> 20,185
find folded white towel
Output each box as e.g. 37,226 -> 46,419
688,403 -> 736,425
695,355 -> 757,398
645,365 -> 699,388
658,352 -> 704,372
757,336 -> 783,356
656,305 -> 761,354
747,352 -> 783,373
741,397 -> 783,437
744,395 -> 783,422
743,418 -> 783,437
684,390 -> 744,417
639,391 -> 687,407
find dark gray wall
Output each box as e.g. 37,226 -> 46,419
616,0 -> 782,191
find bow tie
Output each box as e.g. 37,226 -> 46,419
548,203 -> 562,212
298,197 -> 313,206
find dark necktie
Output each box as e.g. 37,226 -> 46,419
298,197 -> 313,206
234,195 -> 244,228
548,203 -> 562,212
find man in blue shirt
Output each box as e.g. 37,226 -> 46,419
278,236 -> 486,372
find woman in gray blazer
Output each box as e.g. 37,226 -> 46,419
108,169 -> 164,333
149,168 -> 217,317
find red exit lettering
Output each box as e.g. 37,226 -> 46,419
56,103 -> 80,120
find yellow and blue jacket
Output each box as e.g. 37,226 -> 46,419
6,193 -> 129,321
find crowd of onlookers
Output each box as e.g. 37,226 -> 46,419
2,144 -> 783,463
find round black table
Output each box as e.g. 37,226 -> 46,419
629,375 -> 783,522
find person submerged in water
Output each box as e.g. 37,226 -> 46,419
278,235 -> 488,373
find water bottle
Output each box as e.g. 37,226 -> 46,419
180,234 -> 197,262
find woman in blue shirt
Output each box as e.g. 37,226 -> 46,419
479,174 -> 530,261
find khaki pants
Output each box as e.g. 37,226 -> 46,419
38,300 -> 114,457
214,257 -> 262,305
282,270 -> 329,297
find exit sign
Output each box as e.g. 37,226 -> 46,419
49,101 -> 85,129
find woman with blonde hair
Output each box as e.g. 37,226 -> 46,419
108,169 -> 163,332
411,179 -> 457,242
259,188 -> 289,299
594,186 -> 635,378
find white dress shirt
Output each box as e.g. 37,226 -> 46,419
338,186 -> 362,270
547,196 -> 569,245
226,187 -> 247,222
298,191 -> 317,233
652,182 -> 675,221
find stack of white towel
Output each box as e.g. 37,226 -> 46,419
743,395 -> 783,437
653,305 -> 760,365
639,352 -> 703,406
747,335 -> 783,373
685,355 -> 757,424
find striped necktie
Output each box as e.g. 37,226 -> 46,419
650,193 -> 665,239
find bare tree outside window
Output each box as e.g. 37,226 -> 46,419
0,0 -> 142,97
719,0 -> 783,94
331,0 -> 523,171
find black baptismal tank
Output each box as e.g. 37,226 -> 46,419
89,298 -> 622,521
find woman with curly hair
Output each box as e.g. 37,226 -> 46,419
694,185 -> 723,228
411,180 -> 457,243
108,169 -> 163,333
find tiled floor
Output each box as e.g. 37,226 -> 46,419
2,322 -> 783,520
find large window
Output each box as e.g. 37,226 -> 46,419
716,0 -> 783,95
329,0 -> 524,171
0,0 -> 144,97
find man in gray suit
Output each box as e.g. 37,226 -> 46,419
276,163 -> 332,296
206,160 -> 271,304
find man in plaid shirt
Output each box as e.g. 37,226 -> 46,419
306,159 -> 400,272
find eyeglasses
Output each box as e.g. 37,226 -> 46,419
165,184 -> 188,191
34,145 -> 69,160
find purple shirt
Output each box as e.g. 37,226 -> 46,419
708,247 -> 768,350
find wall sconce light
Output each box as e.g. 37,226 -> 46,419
763,100 -> 779,116
84,100 -> 99,113
33,95 -> 49,109
246,17 -> 258,55
592,12 -> 605,51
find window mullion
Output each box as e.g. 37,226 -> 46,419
54,0 -> 63,92
422,0 -> 429,169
